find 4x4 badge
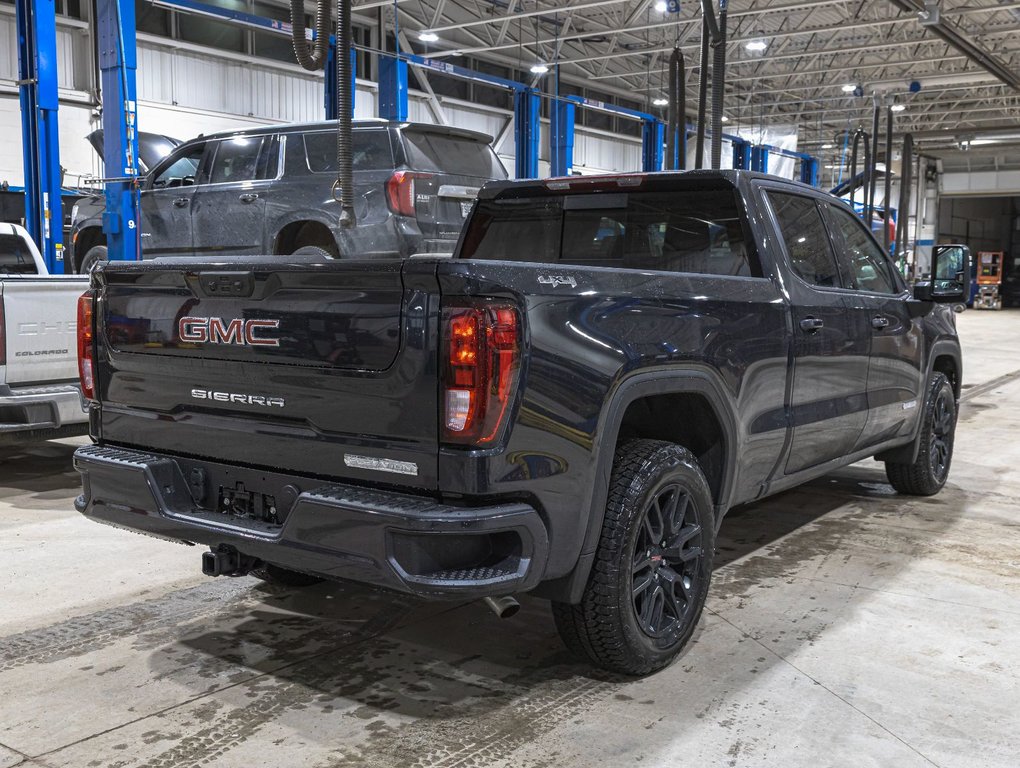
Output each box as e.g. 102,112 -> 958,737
538,275 -> 577,289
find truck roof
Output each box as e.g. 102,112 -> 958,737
478,169 -> 817,200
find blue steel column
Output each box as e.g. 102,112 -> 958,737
325,44 -> 358,120
513,88 -> 540,179
378,55 -> 408,122
96,0 -> 141,263
15,0 -> 65,272
750,145 -> 769,174
549,98 -> 575,177
731,138 -> 751,170
800,157 -> 820,187
642,120 -> 664,172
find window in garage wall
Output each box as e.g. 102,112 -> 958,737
135,0 -> 171,37
252,0 -> 298,63
178,0 -> 245,52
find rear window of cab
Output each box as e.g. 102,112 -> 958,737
459,187 -> 762,278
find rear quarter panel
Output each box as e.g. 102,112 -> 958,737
436,261 -> 791,581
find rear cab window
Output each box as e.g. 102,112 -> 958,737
459,184 -> 761,278
401,130 -> 507,180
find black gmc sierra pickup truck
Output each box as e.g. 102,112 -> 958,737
73,171 -> 967,675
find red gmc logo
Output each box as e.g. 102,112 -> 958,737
178,317 -> 281,347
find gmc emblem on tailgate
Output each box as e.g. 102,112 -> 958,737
178,317 -> 280,347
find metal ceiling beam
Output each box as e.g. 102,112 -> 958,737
888,0 -> 1020,90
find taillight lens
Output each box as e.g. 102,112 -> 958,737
0,296 -> 6,366
385,171 -> 432,217
442,303 -> 520,445
77,290 -> 96,401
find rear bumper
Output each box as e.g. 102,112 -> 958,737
73,444 -> 549,598
0,383 -> 88,442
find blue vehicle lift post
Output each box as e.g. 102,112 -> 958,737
96,0 -> 141,264
550,97 -> 576,177
513,89 -> 541,179
643,120 -> 665,173
15,0 -> 64,272
377,55 -> 408,122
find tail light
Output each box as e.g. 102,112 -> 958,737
386,171 -> 432,217
0,296 -> 6,366
442,302 -> 521,445
77,290 -> 96,401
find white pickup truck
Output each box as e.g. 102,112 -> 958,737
0,223 -> 90,445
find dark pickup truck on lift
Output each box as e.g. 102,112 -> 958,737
73,171 -> 967,675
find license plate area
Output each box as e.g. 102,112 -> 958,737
176,457 -> 307,527
217,482 -> 279,525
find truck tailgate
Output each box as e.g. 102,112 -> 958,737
96,260 -> 441,490
1,276 -> 89,386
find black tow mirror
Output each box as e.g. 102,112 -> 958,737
928,244 -> 971,303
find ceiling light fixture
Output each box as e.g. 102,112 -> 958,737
841,84 -> 857,93
530,62 -> 550,75
655,0 -> 668,11
891,103 -> 906,112
821,143 -> 834,149
721,115 -> 730,122
419,31 -> 439,42
653,97 -> 669,106
745,40 -> 768,52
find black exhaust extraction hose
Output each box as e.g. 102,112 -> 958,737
695,13 -> 710,169
336,0 -> 355,227
868,103 -> 880,223
290,0 -> 330,71
896,133 -> 914,264
710,0 -> 727,170
850,128 -> 870,215
883,104 -> 893,253
666,47 -> 686,171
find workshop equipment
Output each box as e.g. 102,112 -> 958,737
974,251 -> 1004,310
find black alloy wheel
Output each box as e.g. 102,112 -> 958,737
631,483 -> 704,639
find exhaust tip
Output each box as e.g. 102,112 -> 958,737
483,595 -> 520,619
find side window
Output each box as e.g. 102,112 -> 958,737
255,135 -> 281,180
209,137 -> 264,184
303,130 -> 393,173
826,205 -> 900,294
768,191 -> 842,288
0,234 -> 39,275
151,143 -> 206,189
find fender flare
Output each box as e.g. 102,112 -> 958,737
876,337 -> 962,465
539,367 -> 739,604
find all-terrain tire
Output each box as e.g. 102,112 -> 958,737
552,439 -> 715,676
250,563 -> 324,587
885,372 -> 957,496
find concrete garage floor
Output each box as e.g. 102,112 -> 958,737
2,311 -> 1018,768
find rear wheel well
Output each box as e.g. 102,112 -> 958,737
933,355 -> 959,397
274,221 -> 339,258
74,227 -> 106,272
616,393 -> 727,505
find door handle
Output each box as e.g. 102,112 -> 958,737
173,197 -> 189,208
871,316 -> 890,329
238,193 -> 259,203
800,317 -> 824,332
